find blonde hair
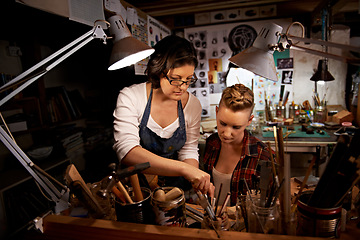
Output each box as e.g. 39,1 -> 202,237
219,84 -> 254,112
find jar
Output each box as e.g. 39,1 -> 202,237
246,196 -> 280,234
276,105 -> 286,118
289,105 -> 300,123
151,187 -> 186,227
314,106 -> 326,123
201,211 -> 230,231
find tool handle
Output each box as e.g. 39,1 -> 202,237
130,174 -> 143,202
116,181 -> 133,204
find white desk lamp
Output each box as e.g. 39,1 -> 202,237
229,22 -> 360,82
0,15 -> 154,216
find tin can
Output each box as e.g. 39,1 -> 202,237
297,191 -> 342,238
115,187 -> 154,224
151,187 -> 186,227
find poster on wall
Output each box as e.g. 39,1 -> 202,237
147,16 -> 171,47
184,18 -> 292,116
131,16 -> 150,75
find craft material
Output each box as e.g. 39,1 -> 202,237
217,192 -> 230,217
215,183 -> 223,215
196,191 -> 216,221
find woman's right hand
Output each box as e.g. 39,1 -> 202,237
183,165 -> 214,198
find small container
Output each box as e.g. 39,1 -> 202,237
276,105 -> 286,118
115,187 -> 153,224
201,211 -> 230,231
151,187 -> 186,227
289,105 -> 300,123
297,191 -> 342,238
314,106 -> 326,123
247,196 -> 280,234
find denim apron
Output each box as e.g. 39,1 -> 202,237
139,88 -> 190,189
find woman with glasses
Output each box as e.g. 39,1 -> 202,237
113,35 -> 213,197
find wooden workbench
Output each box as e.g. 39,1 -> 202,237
43,214 -> 323,240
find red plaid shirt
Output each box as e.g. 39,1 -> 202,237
203,130 -> 274,205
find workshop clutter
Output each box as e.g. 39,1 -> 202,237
64,128 -> 359,238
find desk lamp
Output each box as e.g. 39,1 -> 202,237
0,15 -> 154,216
229,22 -> 360,82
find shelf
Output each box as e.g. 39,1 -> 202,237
0,156 -> 70,192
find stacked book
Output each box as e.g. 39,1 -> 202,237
59,127 -> 86,171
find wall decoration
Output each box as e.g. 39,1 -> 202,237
185,18 -> 292,117
147,15 -> 171,47
277,58 -> 294,69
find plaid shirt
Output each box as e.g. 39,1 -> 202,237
203,130 -> 274,205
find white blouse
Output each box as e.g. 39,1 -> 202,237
113,82 -> 202,162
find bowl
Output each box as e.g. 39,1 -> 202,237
310,122 -> 325,128
27,146 -> 53,160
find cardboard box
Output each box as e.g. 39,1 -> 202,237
333,110 -> 354,124
326,105 -> 344,122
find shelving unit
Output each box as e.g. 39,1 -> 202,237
0,155 -> 70,239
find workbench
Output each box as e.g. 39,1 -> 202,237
42,213 -> 359,240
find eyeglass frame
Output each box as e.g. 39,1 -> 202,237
162,71 -> 198,86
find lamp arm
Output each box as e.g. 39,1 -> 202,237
0,24 -> 108,107
291,45 -> 359,64
287,34 -> 360,53
0,127 -> 70,213
283,34 -> 360,64
0,21 -> 109,214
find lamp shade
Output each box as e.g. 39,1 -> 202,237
229,23 -> 283,81
310,59 -> 335,81
107,15 -> 154,70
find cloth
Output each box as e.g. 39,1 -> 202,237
139,88 -> 189,189
203,130 -> 273,206
113,82 -> 202,162
139,88 -> 186,159
212,167 -> 232,207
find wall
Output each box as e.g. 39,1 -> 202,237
184,19 -> 350,120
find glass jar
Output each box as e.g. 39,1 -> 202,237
314,106 -> 326,123
246,196 -> 280,234
289,104 -> 300,123
276,105 -> 286,118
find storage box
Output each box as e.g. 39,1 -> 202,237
326,105 -> 344,122
333,110 -> 354,124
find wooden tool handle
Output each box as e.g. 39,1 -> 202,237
112,186 -> 126,203
130,174 -> 143,202
116,181 -> 133,204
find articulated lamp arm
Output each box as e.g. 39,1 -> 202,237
0,21 -> 109,214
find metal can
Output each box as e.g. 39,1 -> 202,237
297,191 -> 341,238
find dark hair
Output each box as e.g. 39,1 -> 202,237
146,35 -> 198,89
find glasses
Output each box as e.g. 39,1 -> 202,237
163,72 -> 198,86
